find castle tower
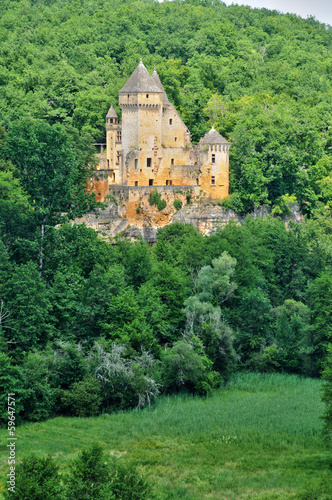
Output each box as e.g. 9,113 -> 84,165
199,127 -> 230,199
105,104 -> 121,183
118,60 -> 163,186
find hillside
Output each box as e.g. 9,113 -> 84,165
0,0 -> 331,213
0,4 -> 331,497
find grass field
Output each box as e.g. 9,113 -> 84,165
0,373 -> 331,499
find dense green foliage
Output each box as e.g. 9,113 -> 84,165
0,0 -> 331,440
0,0 -> 331,212
1,215 -> 332,423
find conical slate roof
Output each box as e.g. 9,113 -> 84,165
152,67 -> 171,105
119,60 -> 162,94
200,127 -> 229,145
106,104 -> 118,118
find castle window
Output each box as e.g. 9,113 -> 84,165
147,158 -> 152,167
169,119 -> 172,125
127,94 -> 129,98
211,176 -> 216,185
146,94 -> 149,98
116,152 -> 120,165
110,119 -> 113,124
135,159 -> 138,171
116,131 -> 121,142
166,180 -> 173,186
175,137 -> 177,142
149,179 -> 154,186
135,181 -> 138,186
171,159 -> 174,165
107,159 -> 109,168
212,154 -> 216,164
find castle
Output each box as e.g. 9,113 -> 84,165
92,60 -> 230,223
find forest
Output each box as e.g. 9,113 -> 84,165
0,0 -> 331,498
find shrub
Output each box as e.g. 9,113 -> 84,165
173,199 -> 182,210
157,198 -> 166,211
65,443 -> 114,500
20,352 -> 54,422
4,455 -> 63,500
272,193 -> 297,216
109,458 -> 153,500
162,340 -> 220,395
148,189 -> 166,211
66,443 -> 153,500
60,375 -> 102,417
148,189 -> 159,206
92,343 -> 159,411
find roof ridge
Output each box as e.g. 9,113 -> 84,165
152,67 -> 171,106
200,127 -> 230,145
119,60 -> 162,94
106,104 -> 118,118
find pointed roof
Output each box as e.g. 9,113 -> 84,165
200,127 -> 229,145
119,60 -> 162,94
106,104 -> 118,119
152,67 -> 171,106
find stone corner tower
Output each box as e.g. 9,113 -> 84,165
199,127 -> 230,199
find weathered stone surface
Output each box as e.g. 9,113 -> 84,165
172,202 -> 303,235
75,201 -> 303,242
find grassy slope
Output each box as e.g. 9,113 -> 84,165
0,373 -> 330,499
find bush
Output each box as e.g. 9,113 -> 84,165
60,375 -> 102,417
4,455 -> 63,500
173,199 -> 182,210
148,189 -> 159,206
20,353 -> 54,422
148,189 -> 166,211
66,443 -> 153,500
157,198 -> 166,211
162,340 -> 220,395
109,458 -> 153,500
66,443 -> 114,500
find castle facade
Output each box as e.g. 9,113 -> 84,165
93,61 -> 229,222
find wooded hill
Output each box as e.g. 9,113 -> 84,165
0,0 -> 331,213
0,1 -> 331,437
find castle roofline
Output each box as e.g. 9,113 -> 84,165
152,67 -> 171,106
119,60 -> 162,94
200,127 -> 230,145
106,104 -> 118,118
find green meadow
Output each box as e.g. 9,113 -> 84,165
1,373 -> 330,499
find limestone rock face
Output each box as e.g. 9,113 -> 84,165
75,202 -> 303,242
172,203 -> 303,235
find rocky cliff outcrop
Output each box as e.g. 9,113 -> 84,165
75,201 -> 303,242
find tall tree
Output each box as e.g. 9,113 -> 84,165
6,120 -> 98,276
